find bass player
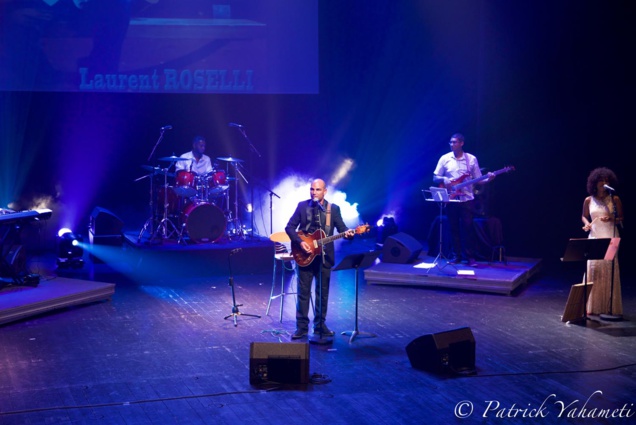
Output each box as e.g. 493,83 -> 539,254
433,133 -> 495,266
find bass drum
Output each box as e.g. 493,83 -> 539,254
181,202 -> 226,243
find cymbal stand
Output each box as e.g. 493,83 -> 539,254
137,171 -> 157,243
150,166 -> 183,244
220,162 -> 234,236
228,162 -> 248,239
224,248 -> 261,326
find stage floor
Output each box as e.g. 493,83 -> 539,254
365,254 -> 543,295
1,237 -> 635,424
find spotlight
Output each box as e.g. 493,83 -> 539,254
57,228 -> 84,268
376,216 -> 398,244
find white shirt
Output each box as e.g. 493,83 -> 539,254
433,151 -> 482,201
174,151 -> 214,175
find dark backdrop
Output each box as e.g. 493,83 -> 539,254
2,1 -> 634,270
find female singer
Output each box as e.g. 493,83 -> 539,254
581,167 -> 624,316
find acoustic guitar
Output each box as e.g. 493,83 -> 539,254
291,224 -> 371,267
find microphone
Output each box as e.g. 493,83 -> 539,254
603,184 -> 615,192
313,198 -> 325,211
228,123 -> 244,128
161,125 -> 173,131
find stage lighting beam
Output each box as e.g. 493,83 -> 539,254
57,229 -> 84,269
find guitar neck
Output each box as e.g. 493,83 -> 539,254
453,167 -> 510,190
453,174 -> 489,190
317,232 -> 348,246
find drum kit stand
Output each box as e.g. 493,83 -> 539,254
137,155 -> 247,245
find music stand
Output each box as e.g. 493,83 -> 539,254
422,188 -> 460,273
333,250 -> 382,343
560,238 -> 613,324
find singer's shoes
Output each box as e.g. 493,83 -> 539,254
291,329 -> 308,339
314,326 -> 335,337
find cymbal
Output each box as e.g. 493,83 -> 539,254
159,155 -> 189,162
216,156 -> 243,163
141,165 -> 175,177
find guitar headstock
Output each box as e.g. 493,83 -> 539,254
355,223 -> 372,234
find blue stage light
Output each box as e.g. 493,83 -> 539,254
57,229 -> 84,269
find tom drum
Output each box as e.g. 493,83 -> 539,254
174,170 -> 197,197
207,170 -> 229,198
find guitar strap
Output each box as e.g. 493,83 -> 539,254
325,202 -> 332,235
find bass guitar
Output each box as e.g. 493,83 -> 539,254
441,165 -> 515,199
291,224 -> 371,267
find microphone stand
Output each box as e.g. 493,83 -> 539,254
232,126 -> 262,239
249,181 -> 279,235
139,128 -> 168,242
310,201 -> 333,345
269,189 -> 281,235
600,190 -> 622,321
147,127 -> 167,163
224,248 -> 261,326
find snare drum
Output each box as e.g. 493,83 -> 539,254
174,170 -> 197,197
181,202 -> 226,243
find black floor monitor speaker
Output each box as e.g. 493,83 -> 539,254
406,327 -> 476,375
382,232 -> 423,263
249,342 -> 310,385
90,206 -> 124,236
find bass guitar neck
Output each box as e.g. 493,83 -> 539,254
442,165 -> 515,199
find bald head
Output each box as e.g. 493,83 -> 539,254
310,179 -> 327,202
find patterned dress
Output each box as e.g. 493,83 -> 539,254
585,195 -> 622,315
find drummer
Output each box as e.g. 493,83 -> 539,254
175,135 -> 214,175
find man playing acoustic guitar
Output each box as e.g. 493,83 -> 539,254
433,133 -> 496,266
285,179 -> 355,340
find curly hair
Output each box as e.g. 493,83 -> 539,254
586,167 -> 618,196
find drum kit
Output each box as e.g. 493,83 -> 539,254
137,155 -> 245,244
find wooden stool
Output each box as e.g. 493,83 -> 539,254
266,232 -> 312,323
267,251 -> 299,322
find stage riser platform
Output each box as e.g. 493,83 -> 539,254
132,246 -> 273,277
121,234 -> 274,277
0,278 -> 115,325
365,256 -> 542,295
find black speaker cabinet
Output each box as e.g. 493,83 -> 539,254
90,207 -> 124,236
1,245 -> 26,277
406,327 -> 476,374
382,232 -> 423,263
249,342 -> 310,385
